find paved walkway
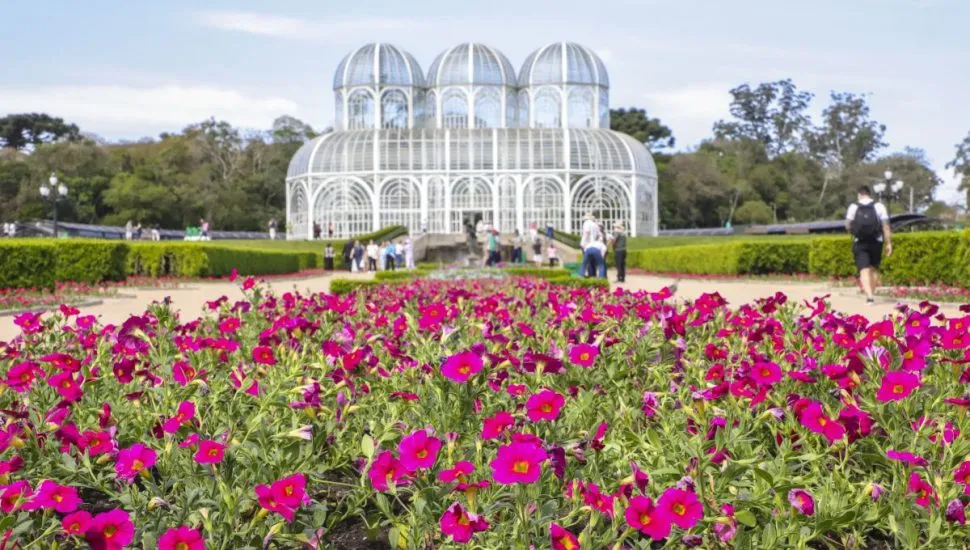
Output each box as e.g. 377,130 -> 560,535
1,270 -> 960,342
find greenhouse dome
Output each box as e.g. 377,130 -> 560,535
287,42 -> 657,240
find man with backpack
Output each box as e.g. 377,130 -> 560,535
846,186 -> 892,304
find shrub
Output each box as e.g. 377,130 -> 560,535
502,266 -> 571,280
735,241 -> 810,275
374,270 -> 420,282
0,241 -> 56,290
128,244 -> 301,278
54,241 -> 129,283
329,278 -> 381,295
633,240 -> 810,276
547,276 -> 610,289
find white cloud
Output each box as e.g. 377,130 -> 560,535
193,11 -> 432,43
0,85 -> 298,138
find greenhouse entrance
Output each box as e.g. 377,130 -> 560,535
452,210 -> 494,234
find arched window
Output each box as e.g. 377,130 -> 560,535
506,91 -> 517,128
427,177 -> 446,233
523,178 -> 565,231
474,89 -> 501,129
568,88 -> 594,128
571,177 -> 630,235
289,182 -> 308,238
517,90 -> 529,129
379,179 -> 421,233
497,177 -> 516,232
533,88 -> 561,129
426,91 -> 438,129
412,89 -> 425,129
381,90 -> 408,129
347,90 -> 375,130
442,89 -> 468,129
313,179 -> 374,238
334,91 -> 344,130
450,177 -> 493,232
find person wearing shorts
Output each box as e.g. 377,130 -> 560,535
845,186 -> 892,304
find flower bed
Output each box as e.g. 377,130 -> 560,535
0,278 -> 969,547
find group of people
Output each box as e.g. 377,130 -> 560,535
2,222 -> 17,237
580,212 -> 627,282
468,220 -> 561,268
124,220 -> 161,241
338,238 -> 415,272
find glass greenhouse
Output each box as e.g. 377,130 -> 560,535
286,42 -> 658,239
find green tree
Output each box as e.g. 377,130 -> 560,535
610,108 -> 675,151
946,130 -> 970,207
0,113 -> 81,151
271,115 -> 317,144
713,79 -> 813,157
733,200 -> 774,225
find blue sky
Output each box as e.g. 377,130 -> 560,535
1,0 -> 966,201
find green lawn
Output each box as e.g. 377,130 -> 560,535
627,234 -> 817,250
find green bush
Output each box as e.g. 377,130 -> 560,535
502,266 -> 571,280
374,270 -> 420,282
633,243 -> 741,275
810,231 -> 970,287
547,276 -> 610,289
735,241 -> 810,275
552,230 -> 580,249
329,279 -> 381,295
128,244 -> 301,278
0,241 -> 57,290
54,241 -> 128,283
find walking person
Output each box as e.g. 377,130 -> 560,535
268,218 -> 278,240
404,237 -> 415,269
353,240 -> 365,272
366,240 -> 379,272
313,223 -> 321,240
611,222 -> 627,283
134,222 -> 143,240
125,220 -> 133,241
324,243 -> 335,271
580,212 -> 601,277
384,241 -> 397,271
512,229 -> 523,264
394,241 -> 404,268
151,225 -> 161,241
846,186 -> 892,304
547,241 -> 559,267
200,218 -> 210,240
342,239 -> 354,272
485,229 -> 500,266
532,234 -> 543,267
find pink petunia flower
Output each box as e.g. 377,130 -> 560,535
440,351 -> 483,383
481,411 -> 515,440
751,361 -> 783,386
397,429 -> 441,473
568,343 -> 599,368
886,449 -> 928,467
788,489 -> 815,516
162,401 -> 196,434
439,501 -> 489,543
947,499 -> 967,525
194,440 -> 225,465
876,371 -> 920,402
115,443 -> 157,481
368,451 -> 409,492
86,508 -> 135,549
550,522 -> 581,550
158,526 -> 206,550
61,510 -> 92,535
255,484 -> 295,522
798,402 -> 846,444
252,346 -> 276,366
489,441 -> 548,485
526,389 -> 565,422
713,504 -> 737,542
437,461 -> 474,484
271,473 -> 308,510
624,495 -> 671,541
29,480 -> 81,513
908,472 -> 938,508
657,488 -> 704,529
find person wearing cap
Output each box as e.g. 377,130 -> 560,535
611,221 -> 628,283
580,212 -> 601,278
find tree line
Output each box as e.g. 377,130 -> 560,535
1,78 -> 968,231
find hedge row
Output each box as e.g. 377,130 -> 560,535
631,240 -> 811,276
0,241 -> 57,290
127,243 -> 301,278
501,267 -> 572,280
0,240 -> 130,289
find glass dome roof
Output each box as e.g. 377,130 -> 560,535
519,42 -> 609,87
427,43 -> 517,87
333,43 -> 425,90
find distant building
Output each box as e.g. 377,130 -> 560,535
286,42 -> 658,238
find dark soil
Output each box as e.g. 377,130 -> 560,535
326,520 -> 390,550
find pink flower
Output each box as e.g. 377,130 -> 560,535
439,501 -> 489,543
798,402 -> 846,444
908,472 -> 938,508
568,343 -> 599,368
252,346 -> 276,366
886,449 -> 928,467
0,481 -> 31,513
255,484 -> 295,522
61,510 -> 92,535
751,361 -> 783,386
788,489 -> 815,516
440,351 -> 483,383
550,522 -> 581,550
5,361 -> 38,393
30,480 -> 81,513
162,401 -> 196,433
159,526 -> 206,550
172,361 -> 200,386
81,431 -> 114,456
526,389 -> 565,422
713,504 -> 737,542
194,440 -> 225,464
115,443 -> 157,481
876,371 -> 920,402
954,461 -> 970,485
397,429 -> 441,473
86,508 -> 135,549
481,411 -> 514,440
624,495 -> 671,541
271,473 -> 307,509
368,451 -> 408,492
947,499 -> 967,525
437,461 -> 474,484
489,442 -> 548,485
657,488 -> 704,529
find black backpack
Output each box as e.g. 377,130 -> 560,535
852,203 -> 881,241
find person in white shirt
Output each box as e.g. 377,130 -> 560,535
404,238 -> 415,269
580,212 -> 602,277
366,241 -> 379,272
845,186 -> 892,304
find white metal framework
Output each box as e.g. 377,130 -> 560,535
287,42 -> 658,239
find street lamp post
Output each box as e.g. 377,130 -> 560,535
873,169 -> 904,213
39,172 -> 68,238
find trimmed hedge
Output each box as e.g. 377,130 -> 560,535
374,270 -> 421,282
54,241 -> 129,284
127,244 -> 301,278
632,240 -> 810,276
501,267 -> 572,280
810,231 -> 970,287
547,276 -> 610,289
329,279 -> 382,295
0,241 -> 57,290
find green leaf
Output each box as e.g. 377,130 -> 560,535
735,509 -> 757,528
361,434 -> 375,459
753,467 -> 774,487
